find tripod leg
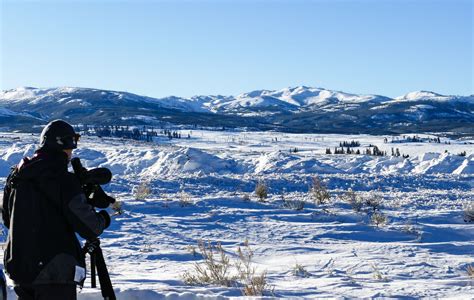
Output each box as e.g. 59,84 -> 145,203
95,246 -> 116,300
91,252 -> 97,288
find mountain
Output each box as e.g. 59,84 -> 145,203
0,86 -> 473,135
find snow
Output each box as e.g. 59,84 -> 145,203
6,86 -> 471,117
393,91 -> 474,103
0,130 -> 473,298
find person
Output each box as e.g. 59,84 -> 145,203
1,120 -> 111,300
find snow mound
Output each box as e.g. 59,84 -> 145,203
254,151 -> 340,174
453,155 -> 474,175
143,148 -> 239,177
413,152 -> 469,174
0,143 -> 36,176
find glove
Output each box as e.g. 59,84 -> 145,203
98,210 -> 111,229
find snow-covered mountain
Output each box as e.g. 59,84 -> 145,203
0,86 -> 473,135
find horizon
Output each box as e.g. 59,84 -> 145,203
1,0 -> 472,98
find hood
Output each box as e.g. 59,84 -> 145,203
16,150 -> 69,181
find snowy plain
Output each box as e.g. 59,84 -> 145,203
0,130 -> 473,299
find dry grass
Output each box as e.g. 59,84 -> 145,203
235,242 -> 269,296
182,240 -> 234,286
183,240 -> 271,296
370,263 -> 388,282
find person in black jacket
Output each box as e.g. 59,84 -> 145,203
2,120 -> 111,300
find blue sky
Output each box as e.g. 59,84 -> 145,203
1,0 -> 472,98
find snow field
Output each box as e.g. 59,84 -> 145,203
0,131 -> 473,298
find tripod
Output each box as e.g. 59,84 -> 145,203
84,239 -> 116,300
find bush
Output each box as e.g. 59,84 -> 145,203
292,264 -> 310,277
179,191 -> 193,207
365,192 -> 382,211
309,177 -> 330,205
370,212 -> 388,228
255,181 -> 268,202
242,193 -> 251,202
467,265 -> 474,278
341,189 -> 364,212
182,240 -> 234,286
111,200 -> 124,215
134,181 -> 151,200
236,242 -> 270,296
463,204 -> 474,223
183,240 -> 271,296
282,197 -> 305,211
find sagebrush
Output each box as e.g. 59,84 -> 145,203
255,180 -> 268,202
309,177 -> 330,205
183,240 -> 270,296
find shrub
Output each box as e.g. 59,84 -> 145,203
341,189 -> 364,212
134,181 -> 151,200
283,197 -> 305,211
236,242 -> 270,296
182,240 -> 234,286
463,204 -> 474,223
255,181 -> 268,202
111,200 -> 124,216
365,192 -> 382,211
370,212 -> 388,228
467,265 -> 474,278
309,177 -> 330,205
179,191 -> 193,207
183,240 -> 271,296
370,263 -> 388,281
292,264 -> 310,277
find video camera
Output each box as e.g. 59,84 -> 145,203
71,157 -> 115,208
71,157 -> 117,299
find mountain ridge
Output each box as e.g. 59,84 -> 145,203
1,86 -> 473,136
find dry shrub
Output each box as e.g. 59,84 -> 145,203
365,191 -> 382,211
371,212 -> 388,228
111,200 -> 124,216
341,189 -> 364,212
182,240 -> 233,286
236,242 -> 269,296
283,198 -> 305,211
179,191 -> 193,207
463,204 -> 474,223
292,264 -> 310,277
255,180 -> 268,202
183,240 -> 271,296
370,263 -> 388,281
242,193 -> 251,202
134,181 -> 151,200
309,177 -> 330,205
467,265 -> 474,278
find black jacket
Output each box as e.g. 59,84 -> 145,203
1,150 -> 108,285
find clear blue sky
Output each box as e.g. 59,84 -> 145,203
1,0 -> 472,98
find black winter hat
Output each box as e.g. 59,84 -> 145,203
39,120 -> 80,151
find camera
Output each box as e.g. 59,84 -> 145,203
71,157 -> 115,208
